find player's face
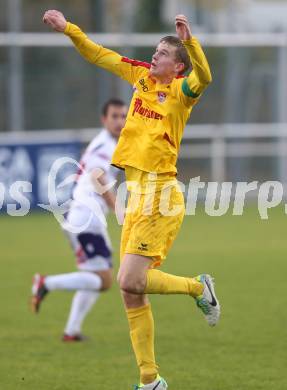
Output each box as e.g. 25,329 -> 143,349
150,42 -> 184,80
102,105 -> 128,138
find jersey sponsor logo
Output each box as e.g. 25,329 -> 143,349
157,91 -> 167,103
139,78 -> 149,92
132,98 -> 163,120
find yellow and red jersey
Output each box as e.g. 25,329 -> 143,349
65,23 -> 212,187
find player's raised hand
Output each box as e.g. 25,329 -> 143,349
175,14 -> 192,41
43,10 -> 67,32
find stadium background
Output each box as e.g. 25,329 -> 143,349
1,1 -> 286,389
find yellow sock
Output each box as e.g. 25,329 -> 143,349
145,269 -> 204,298
126,304 -> 158,385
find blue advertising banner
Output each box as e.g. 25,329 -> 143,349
0,141 -> 81,214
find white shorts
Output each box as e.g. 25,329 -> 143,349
63,203 -> 113,272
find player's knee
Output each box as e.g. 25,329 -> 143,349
118,273 -> 145,294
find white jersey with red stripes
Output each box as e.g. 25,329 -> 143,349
72,129 -> 118,215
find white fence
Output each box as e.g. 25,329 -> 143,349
1,32 -> 287,47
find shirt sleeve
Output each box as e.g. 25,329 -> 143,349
178,37 -> 212,107
64,22 -> 149,85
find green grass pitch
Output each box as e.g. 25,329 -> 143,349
1,207 -> 286,390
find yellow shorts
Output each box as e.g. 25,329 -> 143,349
120,184 -> 185,267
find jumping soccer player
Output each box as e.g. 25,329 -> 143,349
31,98 -> 128,341
43,10 -> 220,387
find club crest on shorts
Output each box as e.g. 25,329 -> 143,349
158,91 -> 167,103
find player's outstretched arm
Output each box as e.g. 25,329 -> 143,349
43,10 -> 122,75
43,10 -> 148,85
175,14 -> 212,100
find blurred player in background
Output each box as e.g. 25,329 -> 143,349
43,10 -> 220,389
31,98 -> 128,341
